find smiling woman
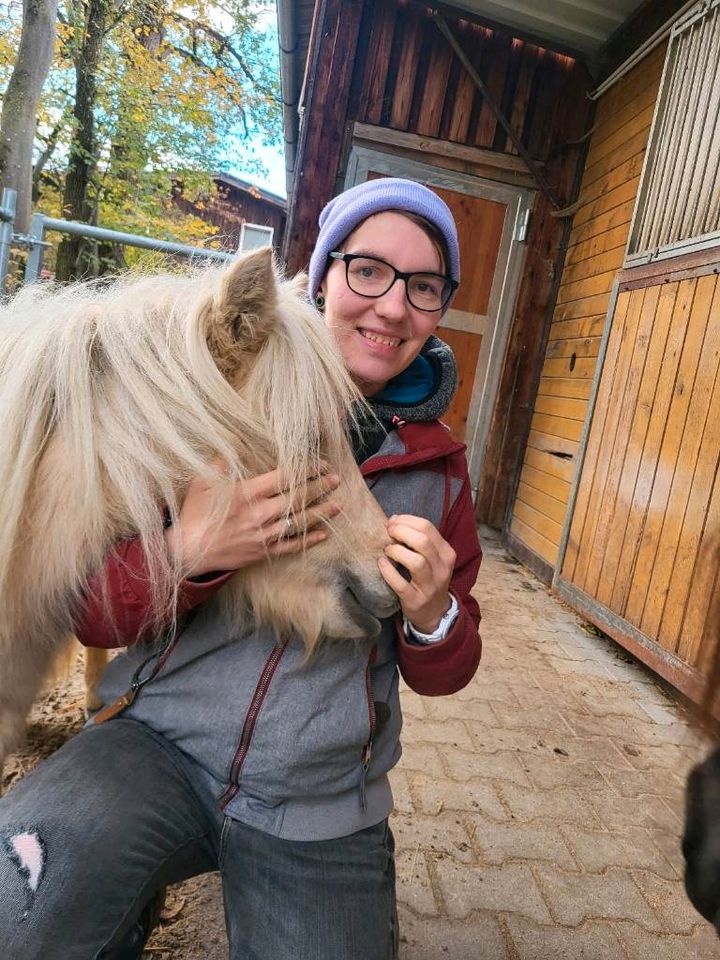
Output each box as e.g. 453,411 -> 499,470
0,177 -> 482,960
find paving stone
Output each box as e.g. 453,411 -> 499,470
572,690 -> 663,723
466,723 -> 565,756
402,714 -> 474,749
401,689 -> 429,719
488,702 -> 575,736
398,742 -> 446,777
631,869 -> 713,935
467,812 -> 577,869
409,773 -> 509,820
637,700 -> 692,726
399,909 -> 509,960
597,762 -> 685,805
582,786 -> 681,834
505,915 -> 628,959
434,860 -> 552,924
613,920 -> 720,959
620,740 -> 709,775
392,812 -> 476,864
442,679 -> 521,706
423,696 -> 497,724
389,767 -> 415,814
542,655 -> 616,681
443,747 -> 533,787
387,536 -> 718,957
520,753 -> 610,792
645,829 -> 684,879
532,864 -> 660,927
396,849 -> 439,917
530,735 -> 635,769
559,824 -> 677,879
496,781 -> 603,827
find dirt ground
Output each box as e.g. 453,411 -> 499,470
2,648 -> 229,959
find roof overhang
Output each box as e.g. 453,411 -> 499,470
276,0 -> 678,196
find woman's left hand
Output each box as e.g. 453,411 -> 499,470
378,514 -> 457,634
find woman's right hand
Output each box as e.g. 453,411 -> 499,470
165,466 -> 341,577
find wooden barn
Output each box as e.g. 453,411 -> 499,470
171,173 -> 286,253
276,0 -> 720,702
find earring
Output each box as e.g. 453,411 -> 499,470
315,293 -> 325,310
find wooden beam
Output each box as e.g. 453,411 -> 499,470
618,247 -> 720,290
351,121 -> 538,189
433,12 -> 563,208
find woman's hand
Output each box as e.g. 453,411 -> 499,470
165,465 -> 341,577
378,515 -> 456,634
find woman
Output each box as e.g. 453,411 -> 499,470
0,178 -> 482,959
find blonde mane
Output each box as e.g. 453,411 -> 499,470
0,252 -> 363,643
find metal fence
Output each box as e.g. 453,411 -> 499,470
0,192 -> 234,294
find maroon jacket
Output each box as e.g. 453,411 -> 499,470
76,420 -> 482,697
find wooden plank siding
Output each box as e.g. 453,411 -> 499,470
508,46 -> 666,569
286,0 -> 590,273
285,0 -> 593,534
561,273 -> 720,682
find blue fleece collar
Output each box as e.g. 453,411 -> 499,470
372,354 -> 437,405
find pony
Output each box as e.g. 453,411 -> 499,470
0,247 -> 399,778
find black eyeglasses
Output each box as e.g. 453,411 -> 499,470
328,252 -> 458,313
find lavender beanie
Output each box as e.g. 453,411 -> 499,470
308,178 -> 461,304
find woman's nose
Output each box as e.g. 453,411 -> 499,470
375,278 -> 409,319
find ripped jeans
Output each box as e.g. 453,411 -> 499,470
0,719 -> 398,960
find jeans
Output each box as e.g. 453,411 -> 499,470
0,719 -> 398,959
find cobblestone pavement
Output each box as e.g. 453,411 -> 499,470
392,527 -> 719,959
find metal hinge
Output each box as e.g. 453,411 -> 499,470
515,208 -> 531,243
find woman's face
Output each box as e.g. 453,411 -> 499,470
321,211 -> 445,396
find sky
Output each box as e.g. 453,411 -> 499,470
226,3 -> 288,199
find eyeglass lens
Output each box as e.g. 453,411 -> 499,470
345,257 -> 451,311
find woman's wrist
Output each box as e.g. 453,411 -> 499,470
407,594 -> 457,638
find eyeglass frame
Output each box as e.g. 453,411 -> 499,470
327,251 -> 458,313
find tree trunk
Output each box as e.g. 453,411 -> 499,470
55,0 -> 112,281
0,0 -> 59,234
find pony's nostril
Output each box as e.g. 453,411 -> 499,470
392,561 -> 412,583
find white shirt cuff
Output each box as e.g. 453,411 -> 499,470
404,594 -> 459,644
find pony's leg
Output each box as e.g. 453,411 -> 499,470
83,645 -> 109,714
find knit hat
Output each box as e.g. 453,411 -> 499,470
308,178 -> 461,307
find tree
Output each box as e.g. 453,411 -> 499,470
0,0 -> 282,278
55,0 -> 113,280
0,0 -> 59,233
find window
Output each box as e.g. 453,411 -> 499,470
238,222 -> 274,251
626,0 -> 720,264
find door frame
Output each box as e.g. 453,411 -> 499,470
345,146 -> 533,494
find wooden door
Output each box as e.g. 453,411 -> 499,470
556,272 -> 720,700
433,186 -> 506,440
354,152 -> 531,489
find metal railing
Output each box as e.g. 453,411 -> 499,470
24,213 -> 234,283
0,196 -> 235,293
0,188 -> 17,294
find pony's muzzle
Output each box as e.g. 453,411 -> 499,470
340,568 -> 401,637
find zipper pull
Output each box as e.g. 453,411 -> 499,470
359,741 -> 373,811
88,686 -> 138,725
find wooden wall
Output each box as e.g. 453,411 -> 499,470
172,180 -> 286,253
560,268 -> 720,696
286,0 -> 590,275
285,0 -> 593,528
507,43 -> 667,575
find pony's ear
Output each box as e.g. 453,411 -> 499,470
205,247 -> 279,373
217,246 -> 278,337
